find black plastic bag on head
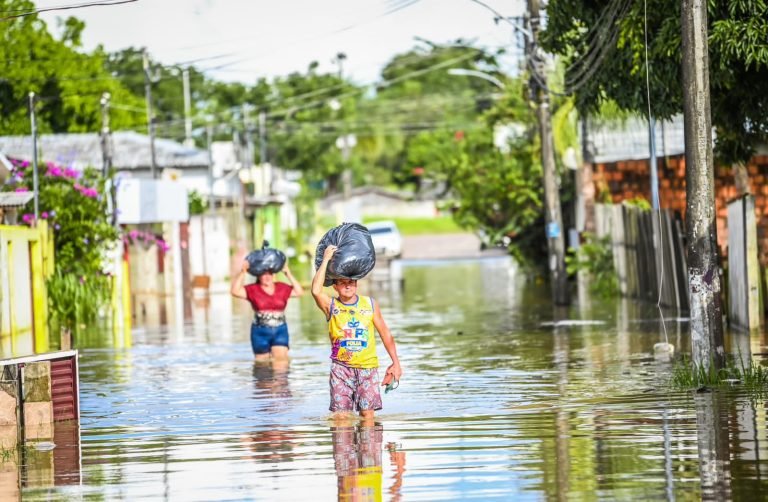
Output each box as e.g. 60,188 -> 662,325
315,223 -> 376,286
246,241 -> 286,276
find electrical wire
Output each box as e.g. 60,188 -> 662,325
642,0 -> 669,342
0,0 -> 136,21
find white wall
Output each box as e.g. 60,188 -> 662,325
188,214 -> 232,283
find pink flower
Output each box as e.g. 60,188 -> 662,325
41,212 -> 49,219
21,213 -> 35,225
46,166 -> 63,177
63,168 -> 80,179
14,187 -> 29,192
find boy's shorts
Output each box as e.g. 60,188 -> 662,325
329,362 -> 383,412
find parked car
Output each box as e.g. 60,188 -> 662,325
367,221 -> 402,258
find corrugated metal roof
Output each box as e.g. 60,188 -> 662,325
0,191 -> 34,208
588,115 -> 685,164
0,131 -> 208,171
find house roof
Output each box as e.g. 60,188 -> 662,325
588,115 -> 685,164
321,186 -> 412,205
0,131 -> 209,171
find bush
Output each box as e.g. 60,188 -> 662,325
565,232 -> 618,298
2,159 -> 118,332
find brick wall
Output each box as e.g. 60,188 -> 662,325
593,154 -> 768,265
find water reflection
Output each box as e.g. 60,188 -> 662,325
331,422 -> 405,502
12,259 -> 768,500
10,421 -> 82,497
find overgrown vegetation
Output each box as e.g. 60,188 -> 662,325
670,356 -> 768,392
565,233 -> 618,297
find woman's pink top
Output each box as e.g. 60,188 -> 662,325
244,282 -> 293,312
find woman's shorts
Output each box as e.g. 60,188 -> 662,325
250,323 -> 289,354
329,362 -> 382,412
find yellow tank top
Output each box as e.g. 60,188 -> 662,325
329,295 -> 379,369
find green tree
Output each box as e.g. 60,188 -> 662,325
407,78 -> 547,264
541,0 -> 768,165
0,1 -> 142,134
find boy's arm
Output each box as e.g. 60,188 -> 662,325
311,245 -> 337,317
372,302 -> 402,384
231,261 -> 249,299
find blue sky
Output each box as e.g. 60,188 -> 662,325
38,0 -> 526,85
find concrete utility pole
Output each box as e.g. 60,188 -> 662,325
258,109 -> 271,197
333,52 -> 352,199
182,68 -> 194,147
28,92 -> 39,221
143,48 -> 158,178
526,0 -> 570,305
100,92 -> 112,177
681,0 -> 725,370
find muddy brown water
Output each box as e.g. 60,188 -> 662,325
10,257 -> 768,500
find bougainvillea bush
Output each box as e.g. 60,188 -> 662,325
2,158 -> 118,332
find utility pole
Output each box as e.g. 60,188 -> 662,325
333,52 -> 352,199
100,92 -> 112,177
681,0 -> 725,370
526,0 -> 570,305
258,109 -> 270,197
143,48 -> 158,178
202,119 -> 214,278
206,119 -> 214,210
182,68 -> 194,147
28,92 -> 39,221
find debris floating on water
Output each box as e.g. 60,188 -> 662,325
540,320 -> 607,328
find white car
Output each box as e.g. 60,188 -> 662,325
367,221 -> 402,258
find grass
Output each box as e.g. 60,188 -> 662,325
670,355 -> 768,392
363,216 -> 463,236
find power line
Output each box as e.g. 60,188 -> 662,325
0,0 -> 137,21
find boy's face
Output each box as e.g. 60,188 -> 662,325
333,279 -> 357,296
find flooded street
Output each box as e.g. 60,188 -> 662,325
17,258 -> 768,500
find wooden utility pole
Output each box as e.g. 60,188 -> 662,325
681,0 -> 725,370
527,0 -> 570,305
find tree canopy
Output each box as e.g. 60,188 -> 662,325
0,0 -> 143,134
541,0 -> 768,164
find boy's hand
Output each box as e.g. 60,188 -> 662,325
382,362 -> 402,386
322,245 -> 338,262
241,261 -> 249,273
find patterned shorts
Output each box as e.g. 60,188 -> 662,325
329,362 -> 383,412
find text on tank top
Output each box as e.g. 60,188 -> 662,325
328,295 -> 378,369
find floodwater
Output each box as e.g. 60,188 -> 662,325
10,257 -> 768,500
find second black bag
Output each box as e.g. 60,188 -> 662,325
246,241 -> 287,277
314,223 -> 376,286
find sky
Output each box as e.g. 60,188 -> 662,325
37,0 -> 527,86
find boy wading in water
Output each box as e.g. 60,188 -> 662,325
312,245 -> 403,421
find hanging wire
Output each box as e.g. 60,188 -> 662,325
0,0 -> 136,21
641,0 -> 670,345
